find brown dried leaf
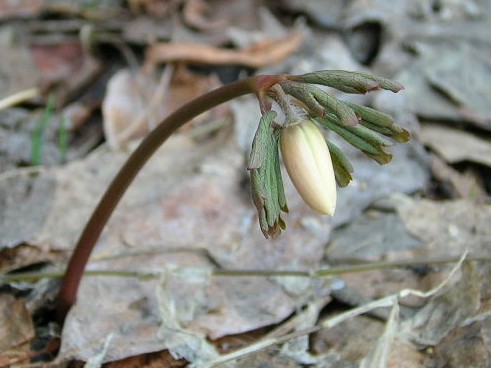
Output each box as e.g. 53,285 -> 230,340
400,262 -> 481,346
420,124 -> 491,167
0,28 -> 40,101
0,170 -> 55,250
0,0 -> 44,20
162,65 -> 223,130
102,69 -> 166,149
183,0 -> 226,31
49,132 -> 332,362
102,66 -> 221,149
0,295 -> 35,351
104,350 -> 186,368
395,196 -> 491,258
433,317 -> 491,368
144,31 -> 304,69
428,153 -> 486,199
312,315 -> 385,362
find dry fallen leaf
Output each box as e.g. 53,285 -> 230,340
0,169 -> 55,251
395,195 -> 491,258
102,66 -> 222,149
420,124 -> 491,167
0,0 -> 44,20
312,315 -> 385,363
41,131 -> 332,362
102,68 -> 165,149
182,0 -> 226,31
433,317 -> 491,368
0,27 -> 40,101
0,295 -> 35,352
400,262 -> 481,346
427,153 -> 486,199
144,31 -> 304,69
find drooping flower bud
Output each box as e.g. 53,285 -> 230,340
280,120 -> 337,216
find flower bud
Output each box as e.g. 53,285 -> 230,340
280,120 -> 337,216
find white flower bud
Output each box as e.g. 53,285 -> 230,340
280,120 -> 337,216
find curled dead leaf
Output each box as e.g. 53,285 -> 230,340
144,31 -> 304,69
183,0 -> 226,31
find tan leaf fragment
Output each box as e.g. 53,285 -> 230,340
400,261 -> 481,346
102,68 -> 168,149
428,153 -> 486,199
56,132 -> 332,363
144,31 -> 304,69
0,295 -> 35,351
395,196 -> 491,258
183,0 -> 226,31
420,124 -> 491,167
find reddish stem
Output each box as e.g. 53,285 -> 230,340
56,75 -> 271,323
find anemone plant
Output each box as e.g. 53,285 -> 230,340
57,70 -> 410,323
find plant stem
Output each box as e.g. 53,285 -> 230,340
10,255 -> 488,286
56,75 -> 263,323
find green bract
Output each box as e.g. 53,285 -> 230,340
248,111 -> 287,238
248,69 -> 410,238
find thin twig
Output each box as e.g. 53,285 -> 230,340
0,88 -> 39,110
5,253 -> 488,284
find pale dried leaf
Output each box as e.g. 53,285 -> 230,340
278,299 -> 331,365
157,269 -> 222,364
433,317 -> 491,368
396,42 -> 491,126
312,315 -> 385,363
400,262 -> 481,346
83,333 -> 115,368
395,196 -> 491,257
0,169 -> 54,250
0,28 -> 40,100
144,31 -> 304,69
427,153 -> 486,199
0,0 -> 44,19
0,295 -> 35,351
102,69 -> 166,149
360,302 -> 399,368
56,132 -> 331,362
420,124 -> 491,167
326,212 -> 423,262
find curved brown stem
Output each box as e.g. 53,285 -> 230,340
56,75 -> 267,323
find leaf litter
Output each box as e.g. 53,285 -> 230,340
1,0 -> 491,367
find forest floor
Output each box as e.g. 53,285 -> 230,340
1,1 -> 490,367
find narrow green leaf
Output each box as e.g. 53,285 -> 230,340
326,140 -> 354,187
345,102 -> 395,127
359,120 -> 411,143
249,112 -> 287,238
31,94 -> 56,166
248,111 -> 277,169
265,138 -> 280,228
294,70 -> 404,94
356,71 -> 404,93
310,88 -> 359,126
280,82 -> 325,117
297,70 -> 381,94
345,102 -> 411,142
273,131 -> 288,212
315,116 -> 393,165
